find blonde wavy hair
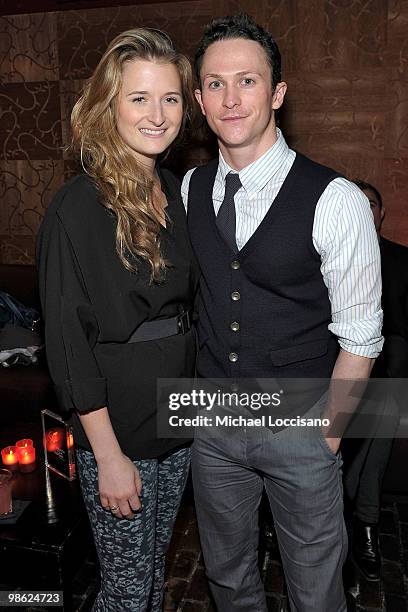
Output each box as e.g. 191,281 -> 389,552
71,28 -> 194,282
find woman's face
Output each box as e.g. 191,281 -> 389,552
116,59 -> 183,167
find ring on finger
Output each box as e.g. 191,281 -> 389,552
110,505 -> 119,512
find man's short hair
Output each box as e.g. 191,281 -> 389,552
194,13 -> 281,88
353,180 -> 383,209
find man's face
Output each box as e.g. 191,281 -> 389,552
195,38 -> 286,157
363,188 -> 385,234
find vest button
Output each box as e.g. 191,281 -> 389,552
230,321 -> 240,332
231,291 -> 240,301
231,260 -> 240,270
229,352 -> 238,362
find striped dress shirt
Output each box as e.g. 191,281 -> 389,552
181,128 -> 383,358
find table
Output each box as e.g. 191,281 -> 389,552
0,423 -> 92,611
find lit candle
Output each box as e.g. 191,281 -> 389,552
15,439 -> 34,450
16,445 -> 36,473
67,431 -> 74,449
1,446 -> 19,472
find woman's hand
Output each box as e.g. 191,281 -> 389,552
97,452 -> 142,519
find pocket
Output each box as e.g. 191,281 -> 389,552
269,338 -> 329,367
316,423 -> 339,461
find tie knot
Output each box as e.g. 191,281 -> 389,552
225,172 -> 242,197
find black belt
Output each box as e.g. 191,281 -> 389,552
128,310 -> 192,343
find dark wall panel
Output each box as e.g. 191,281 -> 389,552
1,0 -> 407,263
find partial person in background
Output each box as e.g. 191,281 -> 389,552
344,180 -> 405,581
37,28 -> 198,611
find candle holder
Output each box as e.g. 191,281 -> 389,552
16,445 -> 36,473
1,446 -> 19,472
41,410 -> 76,481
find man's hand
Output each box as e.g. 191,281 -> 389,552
323,433 -> 341,455
323,348 -> 375,449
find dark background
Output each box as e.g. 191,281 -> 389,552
1,0 -> 407,265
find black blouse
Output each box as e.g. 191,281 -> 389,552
36,169 -> 199,459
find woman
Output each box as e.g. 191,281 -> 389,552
36,28 -> 198,611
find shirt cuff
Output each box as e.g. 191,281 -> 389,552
56,377 -> 107,413
338,337 -> 384,359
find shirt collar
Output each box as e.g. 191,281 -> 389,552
218,128 -> 291,194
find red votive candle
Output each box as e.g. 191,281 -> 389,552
16,444 -> 36,473
1,446 -> 19,472
15,439 -> 34,450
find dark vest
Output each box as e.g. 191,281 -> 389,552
187,153 -> 341,379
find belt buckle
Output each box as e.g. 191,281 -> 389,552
177,310 -> 191,335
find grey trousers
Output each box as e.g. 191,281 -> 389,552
192,403 -> 348,612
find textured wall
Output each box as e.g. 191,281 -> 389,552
1,0 -> 407,264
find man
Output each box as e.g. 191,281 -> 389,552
181,14 -> 383,612
344,181 -> 405,581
